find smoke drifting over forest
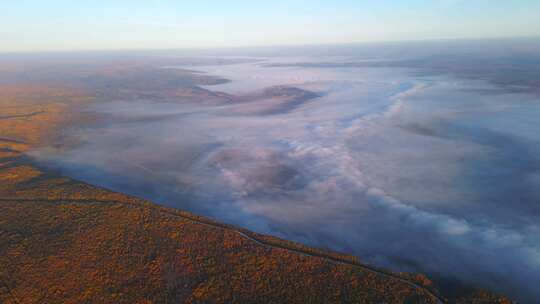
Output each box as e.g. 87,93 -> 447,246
32,40 -> 540,302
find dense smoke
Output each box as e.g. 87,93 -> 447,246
34,48 -> 540,302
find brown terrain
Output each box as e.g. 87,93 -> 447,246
0,59 -> 513,303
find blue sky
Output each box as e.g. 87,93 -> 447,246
2,0 -> 540,52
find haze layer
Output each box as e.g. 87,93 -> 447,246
31,39 -> 540,302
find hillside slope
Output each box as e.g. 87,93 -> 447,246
0,160 -> 510,304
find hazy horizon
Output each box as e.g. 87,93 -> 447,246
1,36 -> 539,56
3,0 -> 540,52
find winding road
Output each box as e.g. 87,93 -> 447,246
0,111 -> 45,120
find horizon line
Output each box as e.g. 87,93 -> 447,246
1,35 -> 539,56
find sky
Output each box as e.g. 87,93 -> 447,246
2,0 -> 540,52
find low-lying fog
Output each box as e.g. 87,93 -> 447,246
35,43 -> 540,301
